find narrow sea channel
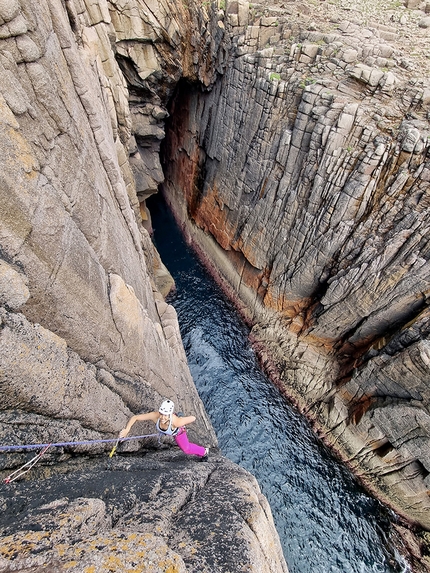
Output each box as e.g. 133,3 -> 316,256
149,195 -> 409,573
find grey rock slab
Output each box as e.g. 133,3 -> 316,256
0,449 -> 288,573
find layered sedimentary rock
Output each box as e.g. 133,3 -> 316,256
160,0 -> 430,530
0,0 -> 288,571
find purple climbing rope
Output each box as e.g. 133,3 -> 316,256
1,433 -> 161,484
0,433 -> 159,452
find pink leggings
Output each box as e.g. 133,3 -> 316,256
175,428 -> 205,457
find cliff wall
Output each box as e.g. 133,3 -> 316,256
0,0 -> 288,571
0,0 -> 207,444
160,0 -> 430,531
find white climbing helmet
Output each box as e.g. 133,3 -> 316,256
159,399 -> 174,415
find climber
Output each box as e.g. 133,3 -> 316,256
119,399 -> 209,460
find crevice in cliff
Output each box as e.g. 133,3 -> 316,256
160,78 -> 207,221
374,441 -> 394,459
136,12 -> 430,547
64,0 -> 79,35
367,305 -> 430,358
116,53 -> 159,100
331,296 -> 430,380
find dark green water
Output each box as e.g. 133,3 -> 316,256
149,195 -> 410,573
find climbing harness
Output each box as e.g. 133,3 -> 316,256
156,416 -> 180,437
1,433 -> 159,484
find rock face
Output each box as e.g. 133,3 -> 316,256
0,0 -> 429,565
160,0 -> 430,530
0,448 -> 288,573
0,0 -> 288,571
0,0 -> 208,446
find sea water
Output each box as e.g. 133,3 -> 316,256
149,195 -> 410,573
